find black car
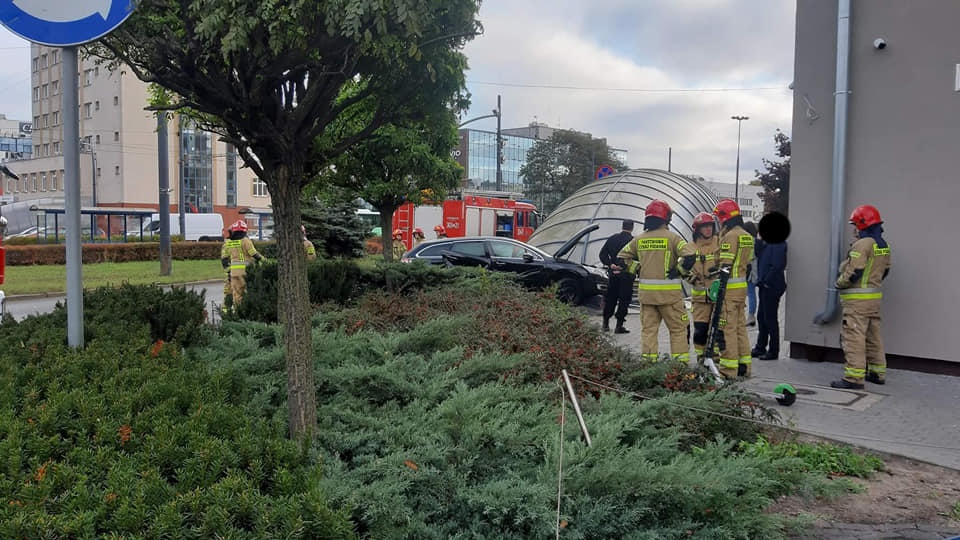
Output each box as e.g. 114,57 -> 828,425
400,225 -> 607,305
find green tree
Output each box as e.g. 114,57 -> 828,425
520,130 -> 626,215
755,130 -> 791,215
301,194 -> 367,258
322,116 -> 464,261
97,0 -> 480,438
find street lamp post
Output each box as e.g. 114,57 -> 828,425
731,115 -> 749,202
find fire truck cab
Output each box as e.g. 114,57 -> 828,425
393,192 -> 539,251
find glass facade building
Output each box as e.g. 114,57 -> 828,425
458,129 -> 536,194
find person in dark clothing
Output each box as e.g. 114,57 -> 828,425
752,236 -> 788,360
599,219 -> 636,333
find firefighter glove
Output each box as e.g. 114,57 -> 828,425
680,254 -> 697,272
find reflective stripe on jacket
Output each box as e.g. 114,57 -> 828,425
717,225 -> 754,298
617,226 -> 688,305
221,237 -> 259,272
837,238 -> 891,306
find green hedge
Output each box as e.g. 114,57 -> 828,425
4,241 -> 273,265
233,259 -> 481,323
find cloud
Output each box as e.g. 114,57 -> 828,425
0,30 -> 32,122
462,0 -> 796,180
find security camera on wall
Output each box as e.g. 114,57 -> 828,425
873,38 -> 887,50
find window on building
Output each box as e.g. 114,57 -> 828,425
252,177 -> 268,197
40,172 -> 47,191
83,69 -> 93,86
53,141 -> 60,154
7,179 -> 13,193
40,54 -> 47,68
58,169 -> 65,190
32,86 -> 39,101
113,96 -> 119,106
113,131 -> 119,142
42,143 -> 49,156
225,144 -> 237,207
32,57 -> 38,72
96,167 -> 101,177
51,170 -> 58,191
15,177 -> 21,192
83,103 -> 92,118
41,84 -> 48,98
52,80 -> 59,94
114,165 -> 120,175
95,100 -> 100,111
42,114 -> 48,128
52,50 -> 58,64
33,115 -> 39,127
31,173 -> 37,192
95,134 -> 101,144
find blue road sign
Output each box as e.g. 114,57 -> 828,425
0,0 -> 136,47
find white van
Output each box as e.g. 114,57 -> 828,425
135,213 -> 225,241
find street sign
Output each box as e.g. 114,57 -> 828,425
0,0 -> 137,47
595,164 -> 615,180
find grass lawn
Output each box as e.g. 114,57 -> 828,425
2,260 -> 224,295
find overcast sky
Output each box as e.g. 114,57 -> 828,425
461,0 -> 796,181
0,0 -> 795,182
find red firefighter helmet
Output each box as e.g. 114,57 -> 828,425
692,212 -> 715,229
849,204 -> 882,231
434,225 -> 446,235
413,227 -> 424,235
713,198 -> 741,224
392,228 -> 403,238
229,220 -> 248,233
644,200 -> 672,220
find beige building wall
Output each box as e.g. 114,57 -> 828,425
13,45 -> 270,225
789,0 -> 960,366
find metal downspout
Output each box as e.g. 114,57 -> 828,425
813,0 -> 851,325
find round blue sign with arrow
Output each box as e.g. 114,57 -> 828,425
595,164 -> 615,180
0,0 -> 137,47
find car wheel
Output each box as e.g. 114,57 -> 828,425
556,277 -> 583,305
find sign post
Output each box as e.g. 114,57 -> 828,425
0,0 -> 138,347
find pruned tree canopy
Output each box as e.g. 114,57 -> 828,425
94,0 -> 481,438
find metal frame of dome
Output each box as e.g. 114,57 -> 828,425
528,168 -> 719,266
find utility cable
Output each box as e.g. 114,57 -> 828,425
469,80 -> 787,93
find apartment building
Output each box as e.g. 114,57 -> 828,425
8,44 -> 270,228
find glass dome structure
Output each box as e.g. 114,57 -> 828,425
528,168 -> 719,266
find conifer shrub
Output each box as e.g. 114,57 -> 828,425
0,307 -> 355,538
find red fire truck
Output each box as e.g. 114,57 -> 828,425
392,192 -> 539,250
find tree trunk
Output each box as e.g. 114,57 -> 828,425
269,164 -> 317,440
380,206 -> 396,262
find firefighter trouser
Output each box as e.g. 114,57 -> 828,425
640,301 -> 689,363
719,297 -> 751,379
229,274 -> 247,308
840,307 -> 886,384
691,301 -> 714,357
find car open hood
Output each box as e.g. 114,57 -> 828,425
553,224 -> 599,260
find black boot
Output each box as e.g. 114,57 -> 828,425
614,325 -> 630,334
866,372 -> 885,385
737,364 -> 747,377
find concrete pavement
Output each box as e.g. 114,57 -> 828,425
599,300 -> 960,471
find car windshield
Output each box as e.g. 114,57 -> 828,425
489,239 -> 544,260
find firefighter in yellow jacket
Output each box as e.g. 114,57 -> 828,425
221,220 -> 263,308
614,200 -> 691,363
301,225 -> 317,261
682,212 -> 721,359
831,204 -> 892,390
713,199 -> 755,379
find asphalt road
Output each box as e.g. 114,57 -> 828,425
2,281 -> 226,322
